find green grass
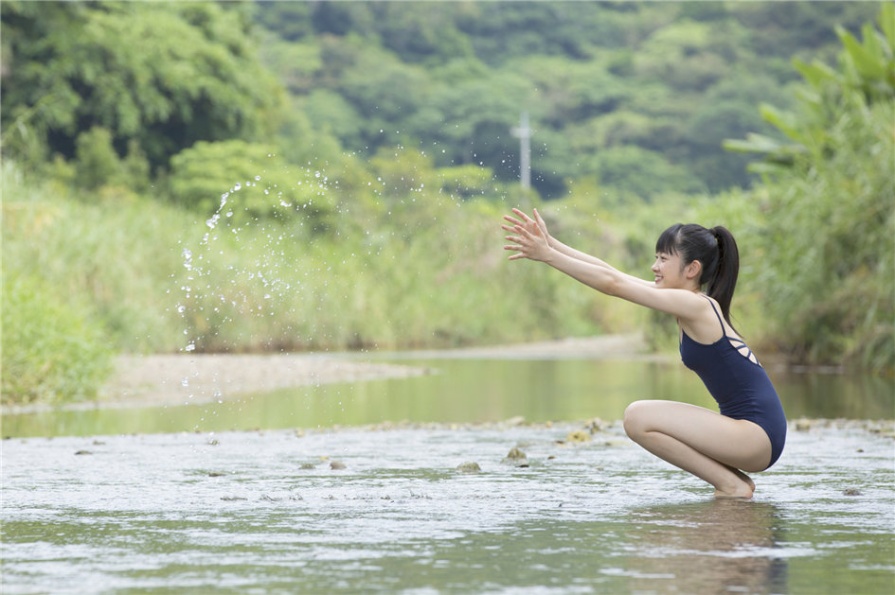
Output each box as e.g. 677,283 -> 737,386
1,167 -> 618,404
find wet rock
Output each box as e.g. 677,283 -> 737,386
584,418 -> 605,433
502,447 -> 529,467
300,463 -> 317,470
843,488 -> 862,496
207,471 -> 226,477
794,418 -> 813,431
330,461 -> 347,470
74,450 -> 93,455
456,461 -> 481,473
566,430 -> 591,443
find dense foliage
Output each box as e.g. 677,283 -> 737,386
726,10 -> 895,370
1,1 -> 892,404
2,1 -> 880,199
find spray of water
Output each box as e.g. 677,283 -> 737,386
173,168 -> 338,405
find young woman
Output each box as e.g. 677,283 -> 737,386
502,208 -> 786,498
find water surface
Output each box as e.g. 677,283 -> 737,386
3,357 -> 892,438
2,421 -> 893,593
3,355 -> 893,593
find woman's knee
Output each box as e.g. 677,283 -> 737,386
623,400 -> 651,437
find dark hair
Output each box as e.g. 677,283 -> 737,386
655,223 -> 740,325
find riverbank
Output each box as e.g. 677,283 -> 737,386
100,334 -> 652,407
3,334 -> 653,415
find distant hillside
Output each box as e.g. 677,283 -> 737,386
253,1 -> 881,198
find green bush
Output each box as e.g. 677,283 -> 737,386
2,270 -> 113,405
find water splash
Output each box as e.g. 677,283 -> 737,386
175,167 -> 338,360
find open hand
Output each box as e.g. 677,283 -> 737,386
502,208 -> 552,262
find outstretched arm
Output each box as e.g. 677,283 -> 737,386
502,208 -> 702,319
502,208 -> 653,288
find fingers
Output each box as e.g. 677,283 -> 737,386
511,208 -> 536,225
503,244 -> 525,261
503,208 -> 540,261
502,223 -> 532,238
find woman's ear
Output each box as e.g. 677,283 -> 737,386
685,260 -> 702,280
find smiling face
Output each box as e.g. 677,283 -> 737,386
652,251 -> 701,290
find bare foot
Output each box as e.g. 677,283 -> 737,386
730,468 -> 756,493
714,487 -> 754,499
714,468 -> 755,499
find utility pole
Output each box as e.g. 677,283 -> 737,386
511,111 -> 532,190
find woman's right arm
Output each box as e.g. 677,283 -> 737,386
504,211 -> 705,319
504,208 -> 653,287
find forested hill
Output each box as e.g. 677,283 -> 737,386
1,1 -> 881,202
252,1 -> 880,199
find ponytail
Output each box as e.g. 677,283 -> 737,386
655,223 -> 741,326
706,226 -> 739,325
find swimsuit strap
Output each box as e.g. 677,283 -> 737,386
702,295 -> 761,365
702,295 -> 726,335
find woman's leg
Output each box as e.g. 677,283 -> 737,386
623,400 -> 772,498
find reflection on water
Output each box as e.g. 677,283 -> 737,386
622,500 -> 787,594
3,357 -> 893,438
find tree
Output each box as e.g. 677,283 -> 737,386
168,139 -> 337,234
1,1 -> 283,174
726,6 -> 895,371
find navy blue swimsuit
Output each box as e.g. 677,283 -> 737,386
680,298 -> 787,469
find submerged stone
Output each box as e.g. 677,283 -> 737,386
566,430 -> 591,443
456,461 -> 481,473
502,447 -> 529,467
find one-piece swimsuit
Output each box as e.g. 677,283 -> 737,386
680,296 -> 787,469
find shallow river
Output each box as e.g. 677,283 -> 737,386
2,356 -> 894,594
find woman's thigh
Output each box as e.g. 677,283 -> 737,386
624,400 -> 772,472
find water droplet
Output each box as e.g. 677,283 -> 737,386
185,343 -> 196,352
233,183 -> 242,191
